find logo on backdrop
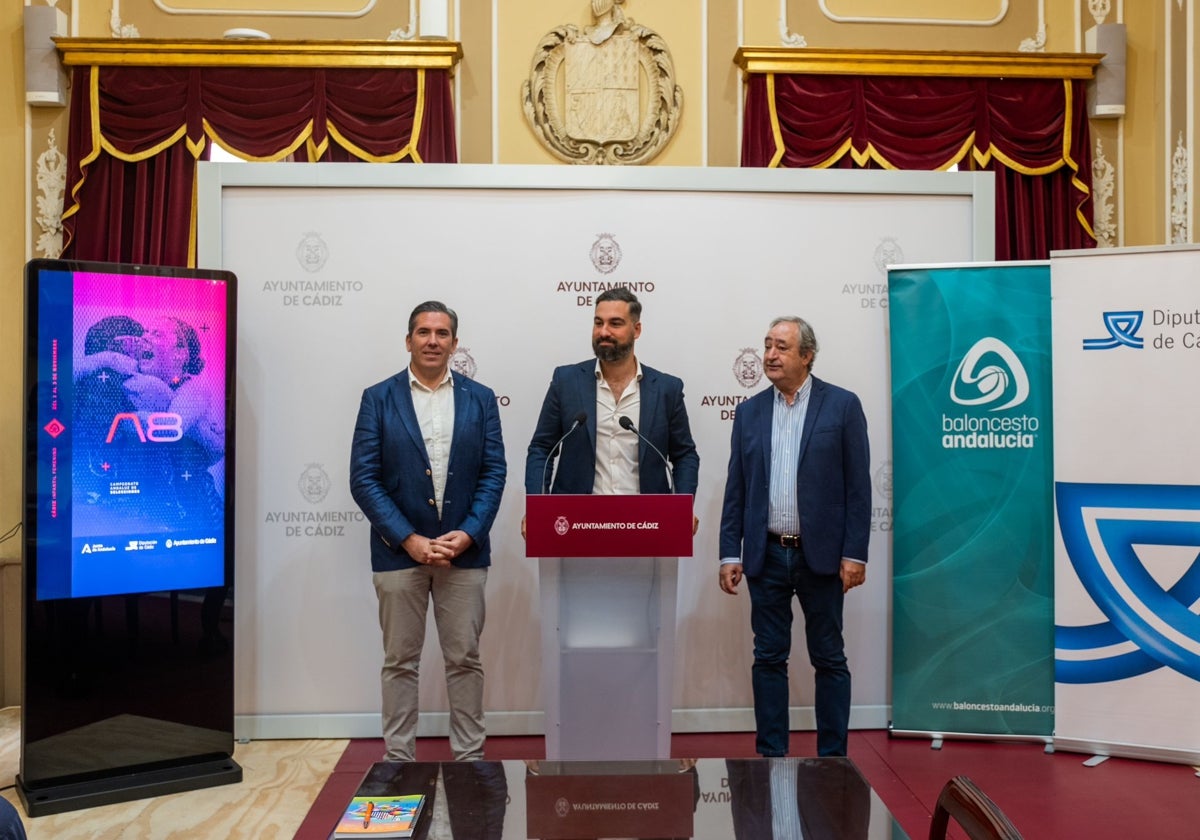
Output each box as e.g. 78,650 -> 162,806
1082,310 -> 1144,350
872,460 -> 893,533
1129,308 -> 1200,351
873,460 -> 893,500
840,236 -> 900,310
556,233 -> 654,306
731,348 -> 763,388
873,237 -> 904,275
941,337 -> 1040,450
554,516 -> 570,536
451,347 -> 478,379
263,463 -> 365,537
298,463 -> 331,504
295,232 -> 329,273
698,347 -> 757,422
950,337 -> 1029,411
590,233 -> 622,274
1055,482 -> 1200,684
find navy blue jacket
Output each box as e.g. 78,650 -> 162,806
350,371 -> 506,572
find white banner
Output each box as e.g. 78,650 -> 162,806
197,164 -> 990,738
1052,245 -> 1200,763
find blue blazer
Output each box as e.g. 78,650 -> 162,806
350,371 -> 507,572
719,376 -> 871,576
524,360 -> 699,496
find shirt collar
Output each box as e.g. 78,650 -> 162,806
408,366 -> 454,392
774,373 -> 812,405
593,358 -> 644,381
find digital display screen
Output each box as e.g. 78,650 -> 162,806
27,261 -> 235,600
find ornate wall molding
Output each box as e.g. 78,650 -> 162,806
1018,25 -> 1046,52
816,0 -> 1009,26
1088,0 -> 1112,26
387,0 -> 417,40
150,0 -> 377,16
1091,138 -> 1116,247
110,2 -> 141,38
1171,132 -> 1189,243
779,0 -> 807,47
778,1 -> 1044,52
1018,1 -> 1046,52
35,129 -> 66,259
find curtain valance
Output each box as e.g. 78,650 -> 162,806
62,61 -> 455,265
741,69 -> 1096,259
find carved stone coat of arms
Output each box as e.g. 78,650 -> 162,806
522,0 -> 683,165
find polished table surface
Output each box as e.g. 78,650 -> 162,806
340,757 -> 910,839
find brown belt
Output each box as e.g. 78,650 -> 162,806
767,532 -> 801,548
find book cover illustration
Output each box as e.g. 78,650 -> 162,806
333,793 -> 425,838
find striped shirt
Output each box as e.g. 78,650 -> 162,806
767,375 -> 813,535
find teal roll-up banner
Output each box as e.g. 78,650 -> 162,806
889,263 -> 1054,736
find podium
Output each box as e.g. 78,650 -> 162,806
526,494 -> 693,760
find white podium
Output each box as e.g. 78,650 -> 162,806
526,494 -> 693,760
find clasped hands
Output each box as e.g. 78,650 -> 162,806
402,530 -> 472,566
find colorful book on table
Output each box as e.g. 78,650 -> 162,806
333,794 -> 425,838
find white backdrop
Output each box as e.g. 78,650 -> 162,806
1051,245 -> 1200,763
196,164 -> 993,739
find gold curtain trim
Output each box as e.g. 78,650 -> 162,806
61,68 -> 103,226
306,134 -> 330,160
325,68 -> 426,162
203,118 -> 313,162
98,125 -> 189,163
812,137 -> 854,169
766,74 -> 785,168
188,164 -> 198,268
764,75 -> 1096,242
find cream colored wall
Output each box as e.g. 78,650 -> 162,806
3,0 -> 31,708
2,0 -> 1190,705
746,0 -> 1050,51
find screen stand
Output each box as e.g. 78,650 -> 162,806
16,756 -> 242,817
539,556 -> 677,760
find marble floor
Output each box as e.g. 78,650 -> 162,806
0,707 -> 344,839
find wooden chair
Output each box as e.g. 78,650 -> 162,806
929,775 -> 1023,840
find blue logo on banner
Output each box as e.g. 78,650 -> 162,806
1082,311 -> 1144,350
1055,483 -> 1200,683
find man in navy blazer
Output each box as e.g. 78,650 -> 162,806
719,316 -> 871,757
523,287 -> 699,504
351,301 -> 506,762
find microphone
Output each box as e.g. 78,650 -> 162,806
618,415 -> 674,494
541,411 -> 588,494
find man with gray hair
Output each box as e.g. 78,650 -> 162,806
718,315 -> 871,757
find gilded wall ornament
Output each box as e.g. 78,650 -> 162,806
522,0 -> 682,165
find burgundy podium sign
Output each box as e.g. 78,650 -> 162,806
526,769 -> 695,839
525,494 -> 694,558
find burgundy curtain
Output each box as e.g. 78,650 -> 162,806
742,73 -> 1095,260
63,64 -> 457,266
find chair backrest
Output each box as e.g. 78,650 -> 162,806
928,775 -> 1023,840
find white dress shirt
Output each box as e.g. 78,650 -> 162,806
592,359 -> 642,495
409,367 -> 455,518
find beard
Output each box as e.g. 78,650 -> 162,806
593,335 -> 634,363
